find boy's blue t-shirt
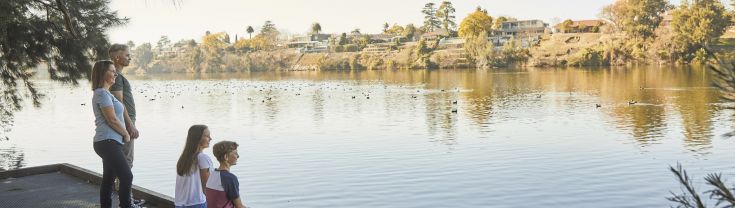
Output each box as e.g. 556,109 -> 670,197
92,88 -> 126,144
206,169 -> 241,208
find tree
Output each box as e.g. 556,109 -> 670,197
188,47 -> 203,73
600,0 -> 670,39
246,26 -> 254,39
259,20 -> 279,41
126,41 -> 136,50
560,19 -> 575,33
463,31 -> 494,68
255,21 -> 279,49
458,7 -> 493,38
670,0 -> 732,62
202,32 -> 228,72
157,36 -> 171,51
133,43 -> 153,71
224,33 -> 231,44
436,1 -> 457,31
383,22 -> 390,33
311,22 -> 322,35
422,3 -> 441,32
403,24 -> 417,41
351,28 -> 361,36
1,0 -> 127,137
413,38 -> 433,68
339,33 -> 348,45
385,24 -> 405,35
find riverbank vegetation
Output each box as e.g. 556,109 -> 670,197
118,0 -> 735,74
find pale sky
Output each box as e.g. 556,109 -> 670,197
108,0 -> 684,45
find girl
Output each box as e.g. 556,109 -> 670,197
175,125 -> 214,208
90,60 -> 137,208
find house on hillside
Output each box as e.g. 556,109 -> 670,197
553,20 -> 605,33
498,20 -> 549,37
488,19 -> 548,49
286,34 -> 331,53
421,28 -> 450,41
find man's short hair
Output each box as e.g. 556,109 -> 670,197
213,141 -> 239,162
108,44 -> 129,57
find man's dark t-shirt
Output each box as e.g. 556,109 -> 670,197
110,73 -> 136,122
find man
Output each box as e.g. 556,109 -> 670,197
108,44 -> 143,206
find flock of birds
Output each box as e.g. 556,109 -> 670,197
80,80 -> 643,112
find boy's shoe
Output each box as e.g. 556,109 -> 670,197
133,198 -> 146,206
126,203 -> 146,208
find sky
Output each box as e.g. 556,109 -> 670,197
108,0 -> 675,45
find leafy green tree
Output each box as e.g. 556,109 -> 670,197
385,24 -> 405,35
126,41 -> 136,50
188,47 -> 203,73
311,22 -> 322,35
246,26 -> 255,39
224,33 -> 231,44
413,38 -> 433,68
403,24 -> 417,41
463,31 -> 493,68
259,20 -> 279,42
670,0 -> 732,63
436,1 -> 457,31
202,32 -> 227,72
339,33 -> 348,45
383,22 -> 390,33
353,35 -> 371,49
458,7 -> 493,38
351,28 -> 361,36
601,0 -> 670,39
560,19 -> 575,33
0,0 -> 127,136
422,3 -> 441,32
157,35 -> 171,50
133,43 -> 153,71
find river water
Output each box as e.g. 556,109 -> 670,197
3,66 -> 735,207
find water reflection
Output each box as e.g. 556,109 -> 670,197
95,67 -> 729,152
0,144 -> 25,171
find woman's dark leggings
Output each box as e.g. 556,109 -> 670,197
94,139 -> 133,208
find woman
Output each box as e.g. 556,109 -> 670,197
90,60 -> 137,208
175,125 -> 213,208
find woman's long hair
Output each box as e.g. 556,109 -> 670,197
90,60 -> 114,90
176,125 -> 208,176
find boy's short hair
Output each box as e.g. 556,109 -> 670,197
213,141 -> 239,162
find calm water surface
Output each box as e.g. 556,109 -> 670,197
3,66 -> 735,207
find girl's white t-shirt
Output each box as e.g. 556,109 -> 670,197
175,153 -> 213,206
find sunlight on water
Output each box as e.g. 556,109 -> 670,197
4,67 -> 735,207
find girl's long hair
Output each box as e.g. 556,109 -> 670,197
176,125 -> 208,176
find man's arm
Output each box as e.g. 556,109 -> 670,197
111,90 -> 139,139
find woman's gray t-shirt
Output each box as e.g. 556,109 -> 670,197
92,88 -> 126,144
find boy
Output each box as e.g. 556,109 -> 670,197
206,141 -> 247,208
